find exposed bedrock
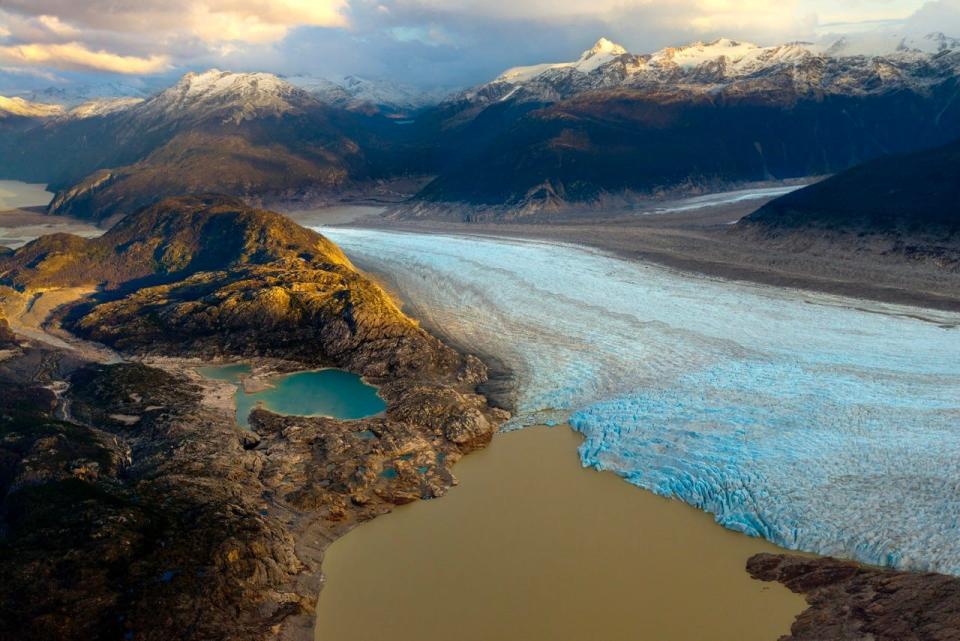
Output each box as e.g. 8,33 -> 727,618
0,195 -> 506,641
749,554 -> 960,641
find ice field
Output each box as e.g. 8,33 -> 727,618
322,228 -> 960,573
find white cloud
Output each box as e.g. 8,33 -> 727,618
184,1 -> 349,44
0,1 -> 348,74
403,0 -> 936,42
36,14 -> 79,37
0,42 -> 170,74
0,0 -> 955,85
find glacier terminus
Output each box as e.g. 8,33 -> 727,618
322,227 -> 960,575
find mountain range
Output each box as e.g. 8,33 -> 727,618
414,35 -> 960,213
0,69 -> 432,221
0,34 -> 958,221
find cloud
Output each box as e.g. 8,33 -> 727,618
0,42 -> 170,74
0,0 -> 955,87
36,15 -> 79,37
183,1 -> 350,44
0,1 -> 348,74
1,1 -> 349,42
904,0 -> 960,31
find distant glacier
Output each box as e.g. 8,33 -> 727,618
322,228 -> 960,574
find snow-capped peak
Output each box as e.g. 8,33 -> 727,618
140,69 -> 317,125
459,31 -> 960,110
925,32 -> 960,52
171,69 -> 297,99
582,37 -> 628,59
576,37 -> 629,72
649,38 -> 765,68
496,37 -> 630,83
67,97 -> 144,120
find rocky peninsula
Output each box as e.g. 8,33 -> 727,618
0,195 -> 506,641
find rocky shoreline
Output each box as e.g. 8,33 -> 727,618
0,195 -> 507,640
748,554 -> 960,640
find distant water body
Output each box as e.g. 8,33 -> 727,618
648,184 -> 804,214
197,365 -> 385,426
0,180 -> 51,210
322,227 -> 960,574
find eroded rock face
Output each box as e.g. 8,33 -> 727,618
748,554 -> 960,641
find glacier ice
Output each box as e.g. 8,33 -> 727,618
321,227 -> 960,574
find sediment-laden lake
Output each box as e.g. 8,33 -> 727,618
317,425 -> 806,641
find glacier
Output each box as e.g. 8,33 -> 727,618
320,228 -> 960,574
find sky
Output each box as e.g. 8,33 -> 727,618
0,0 -> 958,94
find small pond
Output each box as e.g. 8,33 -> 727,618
197,364 -> 386,427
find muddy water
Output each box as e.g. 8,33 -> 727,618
316,425 -> 804,641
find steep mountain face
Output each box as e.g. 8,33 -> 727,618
738,139 -> 960,267
0,70 -> 423,222
0,308 -> 14,346
412,35 -> 960,214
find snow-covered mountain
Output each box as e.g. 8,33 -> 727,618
132,69 -> 321,126
0,96 -> 65,119
66,97 -> 145,120
497,37 -> 628,84
418,33 -> 960,210
22,79 -> 157,108
0,95 -> 145,121
286,74 -> 446,112
452,34 -> 960,108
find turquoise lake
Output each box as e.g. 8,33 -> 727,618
197,364 -> 386,427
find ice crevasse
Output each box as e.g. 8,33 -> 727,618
321,228 -> 960,574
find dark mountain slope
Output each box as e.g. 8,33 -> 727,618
742,138 -> 960,234
0,194 -> 489,378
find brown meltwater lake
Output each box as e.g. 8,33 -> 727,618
315,425 -> 805,641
